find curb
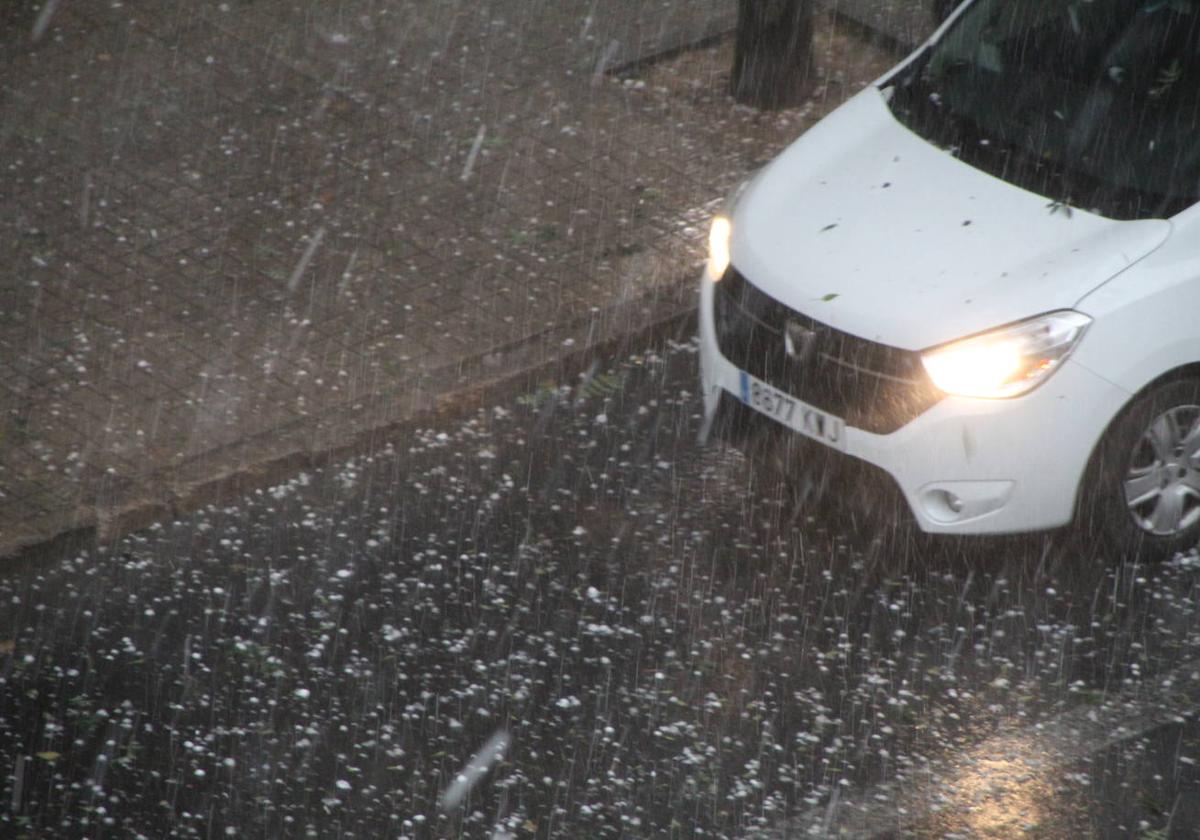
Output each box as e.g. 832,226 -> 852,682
0,278 -> 699,565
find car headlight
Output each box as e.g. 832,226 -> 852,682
920,310 -> 1092,399
706,180 -> 753,281
707,215 -> 732,281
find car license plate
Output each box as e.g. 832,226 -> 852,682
738,370 -> 846,451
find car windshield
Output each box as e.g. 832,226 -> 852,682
887,0 -> 1200,220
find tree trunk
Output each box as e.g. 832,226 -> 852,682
730,0 -> 815,110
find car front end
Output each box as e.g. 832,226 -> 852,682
696,13 -> 1190,534
699,242 -> 1142,534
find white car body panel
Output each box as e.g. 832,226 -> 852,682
1074,209 -> 1200,396
732,89 -> 1171,351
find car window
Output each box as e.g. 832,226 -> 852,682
889,0 -> 1200,220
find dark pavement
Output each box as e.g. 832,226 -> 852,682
0,0 -> 719,557
0,0 -> 921,561
3,336 -> 1199,838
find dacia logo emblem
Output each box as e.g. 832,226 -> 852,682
784,320 -> 818,363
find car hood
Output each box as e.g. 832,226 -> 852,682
730,88 -> 1172,351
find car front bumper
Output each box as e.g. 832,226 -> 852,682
698,272 -> 1132,535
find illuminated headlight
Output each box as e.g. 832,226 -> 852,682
707,215 -> 732,281
707,180 -> 751,281
920,310 -> 1092,399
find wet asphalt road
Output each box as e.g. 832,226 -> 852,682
3,338 -> 1200,838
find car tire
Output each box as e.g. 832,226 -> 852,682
1077,378 -> 1200,562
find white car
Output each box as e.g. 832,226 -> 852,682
699,0 -> 1200,559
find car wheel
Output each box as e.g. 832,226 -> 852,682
1079,378 -> 1200,561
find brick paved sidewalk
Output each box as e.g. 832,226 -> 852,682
0,0 -> 909,559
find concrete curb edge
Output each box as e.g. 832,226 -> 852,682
0,279 -> 700,566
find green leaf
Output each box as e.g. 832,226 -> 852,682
819,293 -> 839,302
36,751 -> 61,762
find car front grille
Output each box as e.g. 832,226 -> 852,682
713,267 -> 943,434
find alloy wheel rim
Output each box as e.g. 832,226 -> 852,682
1123,404 -> 1200,536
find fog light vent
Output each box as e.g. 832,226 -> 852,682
919,481 -> 1015,525
924,489 -> 964,520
